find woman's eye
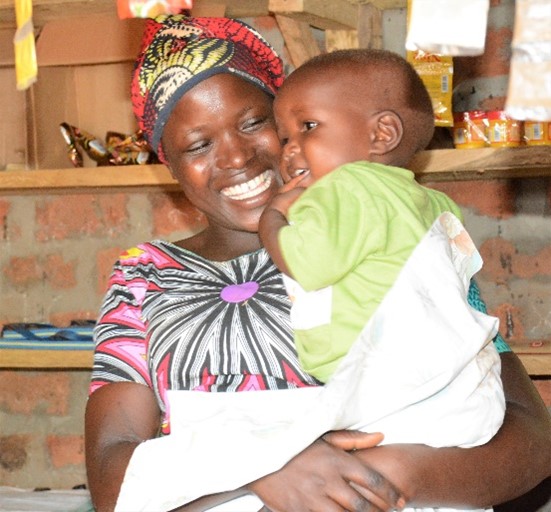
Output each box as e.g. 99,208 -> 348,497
303,120 -> 318,131
185,140 -> 211,154
242,116 -> 266,132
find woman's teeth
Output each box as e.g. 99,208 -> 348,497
221,170 -> 273,200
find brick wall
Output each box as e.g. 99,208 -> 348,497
0,190 -> 206,489
1,173 -> 550,491
1,1 -> 550,491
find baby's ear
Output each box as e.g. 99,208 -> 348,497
369,111 -> 403,155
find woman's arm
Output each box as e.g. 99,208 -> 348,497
351,352 -> 551,508
87,383 -> 405,512
85,382 -> 162,512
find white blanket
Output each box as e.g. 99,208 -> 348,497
116,212 -> 505,512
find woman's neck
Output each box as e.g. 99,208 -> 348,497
175,226 -> 263,262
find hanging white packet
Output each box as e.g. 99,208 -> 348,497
505,0 -> 551,121
406,0 -> 490,56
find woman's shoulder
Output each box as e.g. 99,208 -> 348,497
115,240 -> 271,274
116,240 -> 178,266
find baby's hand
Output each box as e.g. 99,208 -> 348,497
268,186 -> 304,217
280,169 -> 310,193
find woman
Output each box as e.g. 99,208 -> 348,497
85,14 -> 551,512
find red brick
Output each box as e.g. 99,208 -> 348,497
0,435 -> 29,471
532,379 -> 551,407
43,253 -> 77,289
455,27 -> 512,82
151,192 -> 206,237
98,193 -> 130,233
480,238 -> 551,282
2,255 -> 42,287
478,238 -> 515,283
35,194 -> 129,242
0,199 -> 11,242
47,434 -> 85,468
512,246 -> 551,279
427,180 -> 515,218
96,246 -> 125,295
493,303 -> 525,340
0,372 -> 71,415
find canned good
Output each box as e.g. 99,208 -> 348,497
486,111 -> 522,147
523,120 -> 551,146
453,111 -> 488,149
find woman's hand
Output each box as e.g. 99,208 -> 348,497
247,438 -> 406,512
323,430 -> 385,451
349,353 -> 551,509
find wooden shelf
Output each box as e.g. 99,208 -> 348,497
410,145 -> 551,183
2,343 -> 547,374
1,146 -> 550,193
508,340 -> 551,377
0,348 -> 93,369
0,164 -> 179,193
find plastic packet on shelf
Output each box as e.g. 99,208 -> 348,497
59,123 -> 109,167
105,130 -> 159,166
407,50 -> 454,127
406,0 -> 454,128
117,0 -> 193,19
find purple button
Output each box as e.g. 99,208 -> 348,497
220,281 -> 260,303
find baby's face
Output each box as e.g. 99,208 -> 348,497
274,71 -> 375,186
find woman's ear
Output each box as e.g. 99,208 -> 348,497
369,111 -> 403,155
166,164 -> 176,179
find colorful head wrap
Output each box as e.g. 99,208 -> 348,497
131,15 -> 285,159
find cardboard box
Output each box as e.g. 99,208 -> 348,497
1,13 -> 147,170
0,29 -> 28,170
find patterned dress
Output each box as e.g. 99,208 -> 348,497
90,240 -> 509,435
90,241 -> 319,433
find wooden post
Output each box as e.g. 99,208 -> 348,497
357,3 -> 383,49
325,29 -> 359,52
275,14 -> 320,68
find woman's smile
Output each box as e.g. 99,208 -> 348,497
221,170 -> 275,201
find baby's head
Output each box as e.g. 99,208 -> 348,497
274,48 -> 434,184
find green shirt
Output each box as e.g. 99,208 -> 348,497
279,161 -> 463,382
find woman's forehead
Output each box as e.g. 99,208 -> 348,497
167,74 -> 273,128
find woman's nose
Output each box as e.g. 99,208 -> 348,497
216,132 -> 252,170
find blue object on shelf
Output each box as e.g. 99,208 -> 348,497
0,322 -> 95,350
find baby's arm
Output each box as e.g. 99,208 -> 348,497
259,177 -> 306,277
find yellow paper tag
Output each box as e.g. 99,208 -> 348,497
14,0 -> 37,90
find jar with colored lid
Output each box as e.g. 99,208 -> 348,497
486,111 -> 522,147
453,111 -> 488,149
523,120 -> 551,146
